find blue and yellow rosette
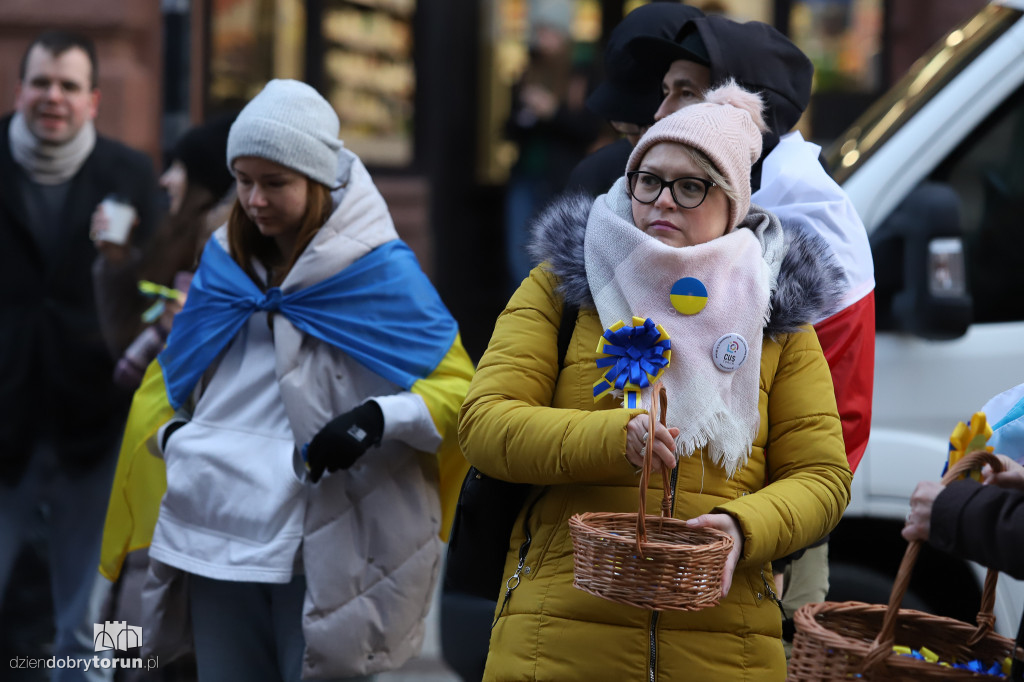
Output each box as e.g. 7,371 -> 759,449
593,316 -> 671,408
945,412 -> 994,481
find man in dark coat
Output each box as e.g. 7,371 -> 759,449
0,30 -> 158,678
565,2 -> 703,195
905,449 -> 1024,680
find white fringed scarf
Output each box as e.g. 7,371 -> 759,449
584,178 -> 785,476
9,111 -> 96,185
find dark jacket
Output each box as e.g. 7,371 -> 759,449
932,479 -> 1024,579
565,137 -> 631,198
931,479 -> 1024,679
0,112 -> 159,480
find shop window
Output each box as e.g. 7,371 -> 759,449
321,0 -> 416,167
207,0 -> 305,112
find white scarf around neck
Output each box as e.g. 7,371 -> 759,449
584,178 -> 785,476
9,111 -> 96,185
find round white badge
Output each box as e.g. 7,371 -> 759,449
712,333 -> 748,372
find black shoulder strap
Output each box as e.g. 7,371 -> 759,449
557,301 -> 579,370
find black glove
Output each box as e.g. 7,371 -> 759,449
305,400 -> 384,483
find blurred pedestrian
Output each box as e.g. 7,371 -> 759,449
96,113 -> 238,682
0,30 -> 159,681
503,0 -> 599,293
99,79 -> 474,681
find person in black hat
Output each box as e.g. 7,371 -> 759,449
566,2 -> 704,196
626,14 -> 876,656
633,16 -> 814,190
160,112 -> 237,223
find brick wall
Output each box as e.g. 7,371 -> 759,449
0,0 -> 163,168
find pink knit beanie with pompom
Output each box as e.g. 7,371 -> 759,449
626,79 -> 768,229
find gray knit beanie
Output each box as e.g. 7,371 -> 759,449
227,79 -> 342,187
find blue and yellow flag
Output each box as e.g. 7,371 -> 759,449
100,238 -> 473,581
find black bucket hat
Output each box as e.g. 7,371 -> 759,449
586,3 -> 704,125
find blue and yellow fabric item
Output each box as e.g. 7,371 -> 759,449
990,390 -> 1024,456
593,316 -> 671,409
100,238 -> 474,581
945,412 -> 994,481
137,280 -> 185,324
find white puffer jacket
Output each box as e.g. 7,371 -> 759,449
148,150 -> 473,679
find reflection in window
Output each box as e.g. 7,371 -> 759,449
935,87 -> 1024,323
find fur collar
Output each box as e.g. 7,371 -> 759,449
528,191 -> 845,335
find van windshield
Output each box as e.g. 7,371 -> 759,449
825,5 -> 1022,184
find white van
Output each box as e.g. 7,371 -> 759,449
823,0 -> 1024,636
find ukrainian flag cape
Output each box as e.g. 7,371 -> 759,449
100,238 -> 472,580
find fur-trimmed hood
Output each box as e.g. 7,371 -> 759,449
528,191 -> 844,336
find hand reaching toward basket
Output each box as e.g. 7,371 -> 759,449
903,453 -> 1024,543
981,454 -> 1024,491
686,513 -> 743,597
901,480 -> 943,542
625,415 -> 680,471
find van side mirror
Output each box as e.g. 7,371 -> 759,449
870,182 -> 973,340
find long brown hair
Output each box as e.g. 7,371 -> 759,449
227,180 -> 333,288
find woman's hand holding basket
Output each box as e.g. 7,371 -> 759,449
625,414 -> 679,471
686,513 -> 744,598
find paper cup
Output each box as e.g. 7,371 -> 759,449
98,198 -> 137,245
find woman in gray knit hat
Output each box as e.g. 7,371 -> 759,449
100,79 -> 475,681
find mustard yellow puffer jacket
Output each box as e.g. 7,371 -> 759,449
459,245 -> 851,680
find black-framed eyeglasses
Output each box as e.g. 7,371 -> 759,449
626,171 -> 716,209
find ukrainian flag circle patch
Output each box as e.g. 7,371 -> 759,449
670,277 -> 708,315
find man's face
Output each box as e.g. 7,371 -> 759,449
653,59 -> 712,122
15,45 -> 99,144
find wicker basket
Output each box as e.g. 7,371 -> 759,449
568,382 -> 734,611
788,450 -> 1023,680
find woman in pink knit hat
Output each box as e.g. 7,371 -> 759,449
458,80 -> 852,680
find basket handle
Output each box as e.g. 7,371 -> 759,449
857,450 -> 1004,673
635,381 -> 671,556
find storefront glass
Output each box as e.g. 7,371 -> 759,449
321,0 -> 416,166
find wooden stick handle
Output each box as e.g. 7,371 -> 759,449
635,381 -> 669,555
